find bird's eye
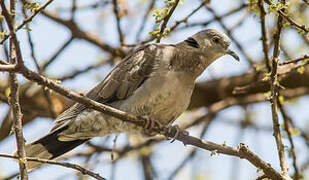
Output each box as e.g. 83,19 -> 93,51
212,36 -> 220,43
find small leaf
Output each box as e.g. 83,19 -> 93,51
278,95 -> 285,104
0,30 -> 8,39
263,91 -> 271,99
54,79 -> 62,84
5,87 -> 11,97
19,157 -> 27,164
297,66 -> 305,74
298,30 -> 305,35
210,149 -> 217,156
264,72 -> 271,77
302,59 -> 309,65
24,2 -> 40,11
23,25 -> 32,32
283,22 -> 290,27
149,30 -> 159,35
256,168 -> 263,173
291,128 -> 301,136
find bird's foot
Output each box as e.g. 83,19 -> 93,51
141,116 -> 163,131
166,125 -> 189,143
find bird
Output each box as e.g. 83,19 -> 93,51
21,29 -> 239,170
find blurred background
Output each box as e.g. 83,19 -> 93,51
0,0 -> 308,179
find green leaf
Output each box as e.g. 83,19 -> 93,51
264,72 -> 271,77
0,30 -> 8,39
298,30 -> 306,35
297,66 -> 305,74
24,2 -> 41,11
149,30 -> 159,35
23,25 -> 32,32
283,22 -> 290,27
256,168 -> 263,173
210,149 -> 217,156
5,88 -> 10,97
278,95 -> 285,104
263,91 -> 271,99
291,128 -> 301,136
302,59 -> 309,65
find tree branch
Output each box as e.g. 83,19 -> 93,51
269,0 -> 289,176
0,0 -> 54,44
1,0 -> 28,178
0,154 -> 106,180
156,0 -> 180,43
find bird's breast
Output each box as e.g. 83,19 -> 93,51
119,70 -> 194,125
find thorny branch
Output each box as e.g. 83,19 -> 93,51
269,0 -> 289,177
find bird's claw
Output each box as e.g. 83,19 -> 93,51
142,116 -> 163,130
166,125 -> 189,143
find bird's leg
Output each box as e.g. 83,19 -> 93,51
166,125 -> 189,143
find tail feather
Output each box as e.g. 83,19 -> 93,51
20,127 -> 89,170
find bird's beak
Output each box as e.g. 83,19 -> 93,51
226,49 -> 240,61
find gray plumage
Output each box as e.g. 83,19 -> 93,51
22,29 -> 239,170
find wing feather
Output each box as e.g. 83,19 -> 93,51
51,44 -> 164,131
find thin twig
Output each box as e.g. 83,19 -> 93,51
135,0 -> 156,42
169,0 -> 209,32
206,6 -> 255,65
0,64 -> 17,71
112,0 -> 125,44
71,0 -> 77,21
269,0 -> 289,176
21,5 -> 57,119
140,153 -> 156,180
126,0 -> 210,47
167,120 -> 212,180
0,0 -> 54,44
59,59 -> 111,81
278,10 -> 309,33
277,100 -> 300,179
41,36 -> 74,70
177,4 -> 247,31
40,10 -> 125,57
279,55 -> 309,66
258,0 -> 271,72
0,59 -> 9,65
0,154 -> 106,180
2,0 -> 28,178
263,0 -> 308,34
156,0 -> 180,43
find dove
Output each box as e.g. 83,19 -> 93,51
22,29 -> 239,169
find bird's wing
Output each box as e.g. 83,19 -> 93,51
51,44 -> 173,132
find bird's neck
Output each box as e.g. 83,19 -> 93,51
172,42 -> 210,78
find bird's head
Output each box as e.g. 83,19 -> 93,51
186,29 -> 239,64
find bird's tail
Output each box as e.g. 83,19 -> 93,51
16,128 -> 89,170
